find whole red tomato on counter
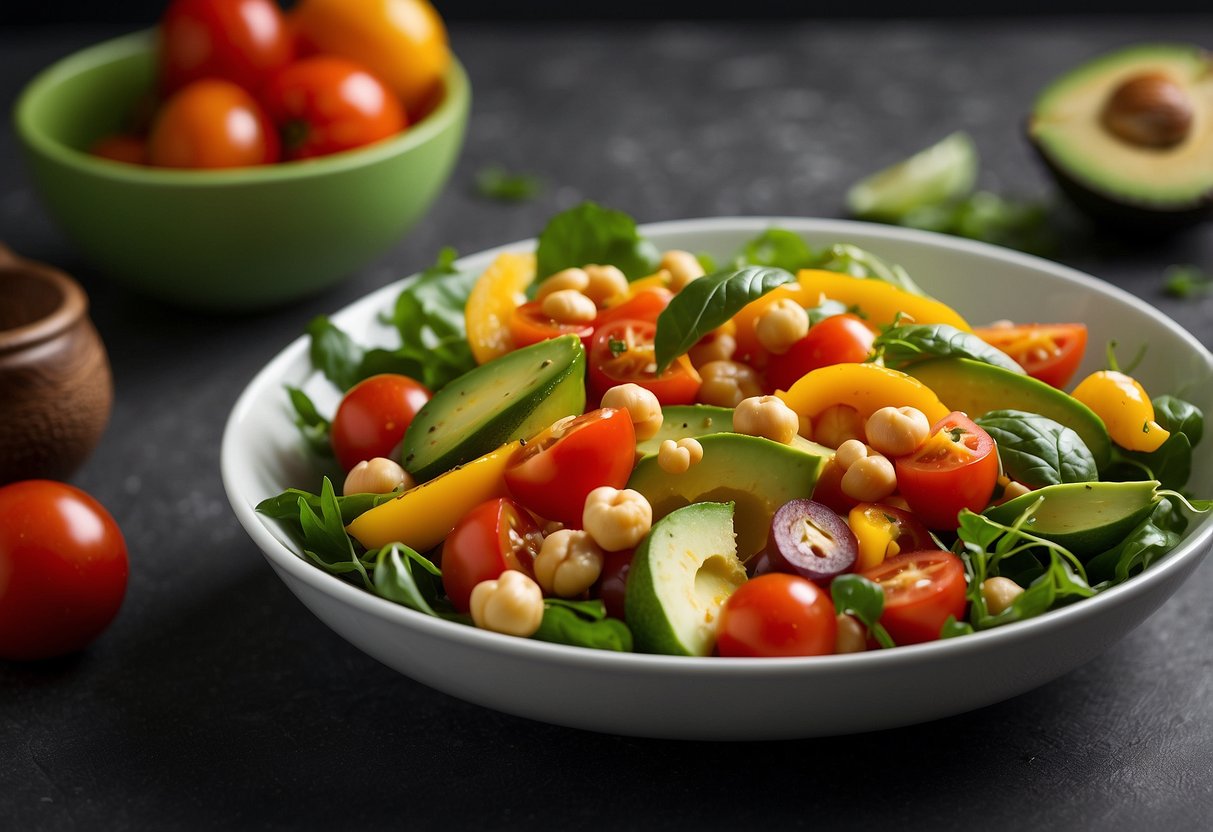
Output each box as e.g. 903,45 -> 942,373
148,79 -> 281,168
0,481 -> 129,661
159,0 -> 295,94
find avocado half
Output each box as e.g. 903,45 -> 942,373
1028,43 -> 1213,231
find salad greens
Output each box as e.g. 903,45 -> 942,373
975,410 -> 1098,487
873,323 -> 1024,374
734,230 -> 926,295
830,575 -> 894,649
1106,394 -> 1205,491
534,599 -> 634,652
535,202 -> 660,281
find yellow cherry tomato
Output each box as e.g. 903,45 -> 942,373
1070,370 -> 1170,453
777,363 -> 949,424
464,252 -> 536,364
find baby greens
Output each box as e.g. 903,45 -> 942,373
535,201 -> 660,280
976,410 -> 1098,487
534,599 -> 634,652
733,229 -> 925,295
874,323 -> 1024,374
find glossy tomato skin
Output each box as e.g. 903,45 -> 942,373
894,411 -> 998,530
331,374 -> 432,471
508,301 -> 595,351
716,574 -> 837,658
159,0 -> 294,94
147,79 -> 280,168
766,314 -> 875,393
588,318 -> 701,406
441,497 -> 542,613
859,550 -> 967,645
262,57 -> 407,160
504,408 -> 636,527
0,481 -> 129,661
971,323 -> 1087,389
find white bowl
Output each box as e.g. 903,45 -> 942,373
221,218 -> 1213,740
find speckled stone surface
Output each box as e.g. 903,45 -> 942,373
2,19 -> 1212,830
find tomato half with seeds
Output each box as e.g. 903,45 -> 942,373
508,300 -> 595,351
716,573 -> 837,658
766,313 -> 876,392
504,408 -> 636,527
859,549 -> 966,645
971,323 -> 1087,388
894,411 -> 998,530
588,318 -> 701,406
441,497 -> 543,613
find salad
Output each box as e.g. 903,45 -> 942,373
257,203 -> 1210,658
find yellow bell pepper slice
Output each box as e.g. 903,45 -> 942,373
346,441 -> 521,551
777,363 -> 949,425
464,253 -> 537,364
797,270 -> 971,331
848,504 -> 904,571
1070,371 -> 1170,453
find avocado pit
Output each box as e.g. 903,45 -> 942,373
1101,72 -> 1193,149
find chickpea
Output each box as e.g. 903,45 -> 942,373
982,576 -> 1024,615
689,331 -> 737,368
658,437 -> 704,474
660,249 -> 705,292
697,360 -> 764,408
583,486 -> 653,552
343,457 -> 412,496
469,570 -> 545,637
834,438 -> 869,470
733,395 -> 799,445
841,454 -> 897,503
865,406 -> 931,458
601,383 -> 663,441
583,264 -> 629,305
541,289 -> 598,324
534,529 -> 605,597
535,267 -> 590,301
835,614 -> 868,654
754,299 -> 810,355
813,404 -> 865,449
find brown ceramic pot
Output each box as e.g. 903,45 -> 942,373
0,244 -> 113,484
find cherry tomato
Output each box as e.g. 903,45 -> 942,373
766,314 -> 876,393
859,550 -> 967,645
159,0 -> 294,95
0,481 -> 128,661
504,408 -> 636,527
147,79 -> 280,169
971,323 -> 1087,389
440,497 -> 542,613
894,411 -> 998,530
595,288 -> 672,328
716,574 -> 837,658
90,134 -> 147,165
261,57 -> 407,161
587,318 -> 702,406
331,374 -> 432,471
507,300 -> 595,351
593,549 -> 634,621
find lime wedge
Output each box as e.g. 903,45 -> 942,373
847,132 -> 979,221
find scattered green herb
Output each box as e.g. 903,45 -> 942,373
474,166 -> 544,202
608,337 -> 628,357
1162,264 -> 1213,299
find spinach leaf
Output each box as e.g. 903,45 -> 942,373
876,324 -> 1024,374
532,599 -> 633,652
975,410 -> 1098,487
307,316 -> 365,391
830,574 -> 894,648
257,488 -> 396,527
732,228 -> 816,272
653,266 -> 795,372
1085,499 -> 1182,588
1153,395 -> 1203,445
372,544 -> 444,616
535,202 -> 660,280
285,386 -> 333,456
474,166 -> 543,202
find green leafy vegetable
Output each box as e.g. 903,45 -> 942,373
307,316 -> 365,392
535,201 -> 660,280
653,266 -> 795,372
286,386 -> 333,456
975,410 -> 1098,487
939,616 -> 975,639
875,324 -> 1024,373
373,544 -> 444,616
474,166 -> 544,202
257,488 -> 396,527
1154,395 -> 1203,445
1162,264 -> 1213,299
1105,395 -> 1203,490
295,477 -> 373,586
830,574 -> 894,649
732,228 -> 816,272
532,599 -> 633,652
813,243 -> 926,295
1085,499 -> 1183,588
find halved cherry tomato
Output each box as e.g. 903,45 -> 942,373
331,374 -> 432,471
588,318 -> 701,406
859,549 -> 966,645
503,408 -> 636,527
716,573 -> 837,658
971,323 -> 1087,388
594,288 -> 672,329
766,314 -> 876,393
507,300 -> 595,351
440,497 -> 542,613
159,0 -> 294,95
894,411 -> 998,530
147,79 -> 280,168
847,503 -> 934,571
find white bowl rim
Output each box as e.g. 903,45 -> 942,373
221,216 -> 1213,676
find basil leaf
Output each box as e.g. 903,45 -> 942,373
876,324 -> 1023,373
732,228 -> 817,272
976,410 -> 1098,487
1153,395 -> 1203,445
535,202 -> 659,280
653,266 -> 795,372
830,574 -> 894,649
532,600 -> 633,652
285,386 -> 332,456
372,544 -> 443,617
307,316 -> 365,392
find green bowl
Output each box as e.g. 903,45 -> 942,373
14,32 -> 470,311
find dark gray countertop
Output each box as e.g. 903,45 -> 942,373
2,18 -> 1212,831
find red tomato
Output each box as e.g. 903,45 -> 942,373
593,548 -> 634,621
147,79 -> 280,168
159,0 -> 294,94
894,412 -> 998,530
508,301 -> 595,351
716,574 -> 837,658
90,134 -> 147,165
859,550 -> 967,645
0,481 -> 129,661
504,408 -> 636,527
587,318 -> 702,406
441,497 -> 542,613
766,314 -> 876,393
595,288 -> 672,329
971,323 -> 1087,389
261,57 -> 407,160
331,374 -> 432,471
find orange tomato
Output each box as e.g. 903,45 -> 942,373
147,79 -> 281,169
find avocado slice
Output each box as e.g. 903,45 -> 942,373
983,480 -> 1161,558
635,405 -> 834,460
1028,44 -> 1213,230
907,358 -> 1111,470
402,335 -> 585,482
626,432 -> 827,561
625,501 -> 748,656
